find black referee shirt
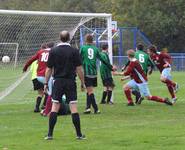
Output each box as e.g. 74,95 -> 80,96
47,43 -> 82,80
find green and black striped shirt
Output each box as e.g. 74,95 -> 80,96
100,51 -> 112,80
80,44 -> 112,77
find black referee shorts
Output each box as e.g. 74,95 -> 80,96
32,78 -> 44,90
102,77 -> 115,88
52,78 -> 77,104
85,77 -> 97,87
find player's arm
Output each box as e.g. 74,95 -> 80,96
112,71 -> 124,76
163,54 -> 172,68
123,63 -> 134,76
76,66 -> 85,91
121,76 -> 130,81
121,61 -> 130,71
74,49 -> 85,91
45,67 -> 52,84
23,53 -> 38,72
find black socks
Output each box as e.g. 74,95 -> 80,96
107,90 -> 112,103
48,112 -> 58,137
101,91 -> 107,103
35,96 -> 42,110
72,113 -> 82,137
86,93 -> 91,109
89,94 -> 98,111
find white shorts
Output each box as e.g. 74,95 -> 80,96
37,76 -> 45,84
136,82 -> 151,97
161,68 -> 172,80
126,79 -> 139,91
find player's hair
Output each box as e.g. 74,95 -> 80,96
162,47 -> 168,53
41,43 -> 47,49
127,49 -> 135,58
85,34 -> 93,44
137,43 -> 144,51
60,31 -> 70,42
47,42 -> 55,48
148,45 -> 157,53
101,43 -> 108,50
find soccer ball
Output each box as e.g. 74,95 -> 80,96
2,56 -> 10,63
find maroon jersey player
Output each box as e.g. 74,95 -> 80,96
23,42 -> 54,112
23,44 -> 50,77
113,49 -> 172,106
148,45 -> 178,104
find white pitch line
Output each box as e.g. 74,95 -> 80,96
0,71 -> 30,101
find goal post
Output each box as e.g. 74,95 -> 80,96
0,9 -> 113,101
0,43 -> 19,68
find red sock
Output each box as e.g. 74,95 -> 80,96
124,89 -> 133,103
165,79 -> 176,88
44,95 -> 52,115
149,96 -> 165,103
167,84 -> 175,98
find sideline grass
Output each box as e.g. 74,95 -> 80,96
0,72 -> 184,150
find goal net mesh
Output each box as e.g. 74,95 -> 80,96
0,10 -> 111,102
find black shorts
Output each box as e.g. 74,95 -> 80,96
32,78 -> 44,90
52,78 -> 77,104
102,78 -> 115,88
85,77 -> 97,87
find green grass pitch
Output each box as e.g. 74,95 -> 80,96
0,71 -> 184,150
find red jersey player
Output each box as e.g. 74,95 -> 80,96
23,42 -> 54,112
113,49 -> 172,106
148,45 -> 178,104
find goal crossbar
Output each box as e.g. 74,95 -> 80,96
0,9 -> 111,17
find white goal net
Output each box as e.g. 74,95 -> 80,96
0,9 -> 112,102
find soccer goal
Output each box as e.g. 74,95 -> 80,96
0,9 -> 113,102
0,43 -> 19,67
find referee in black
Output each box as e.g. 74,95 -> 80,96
44,30 -> 85,140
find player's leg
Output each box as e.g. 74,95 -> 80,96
161,69 -> 178,103
45,101 -> 60,140
45,79 -> 63,140
32,78 -> 43,112
34,88 -> 44,112
37,76 -> 48,109
160,68 -> 178,103
69,102 -> 85,139
132,89 -> 143,104
147,95 -> 172,105
106,78 -> 115,104
86,86 -> 100,114
100,86 -> 107,104
84,77 -> 92,113
84,77 -> 100,114
41,77 -> 53,116
84,86 -> 93,114
123,80 -> 137,106
41,95 -> 52,116
107,86 -> 113,104
138,82 -> 172,105
66,79 -> 85,139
